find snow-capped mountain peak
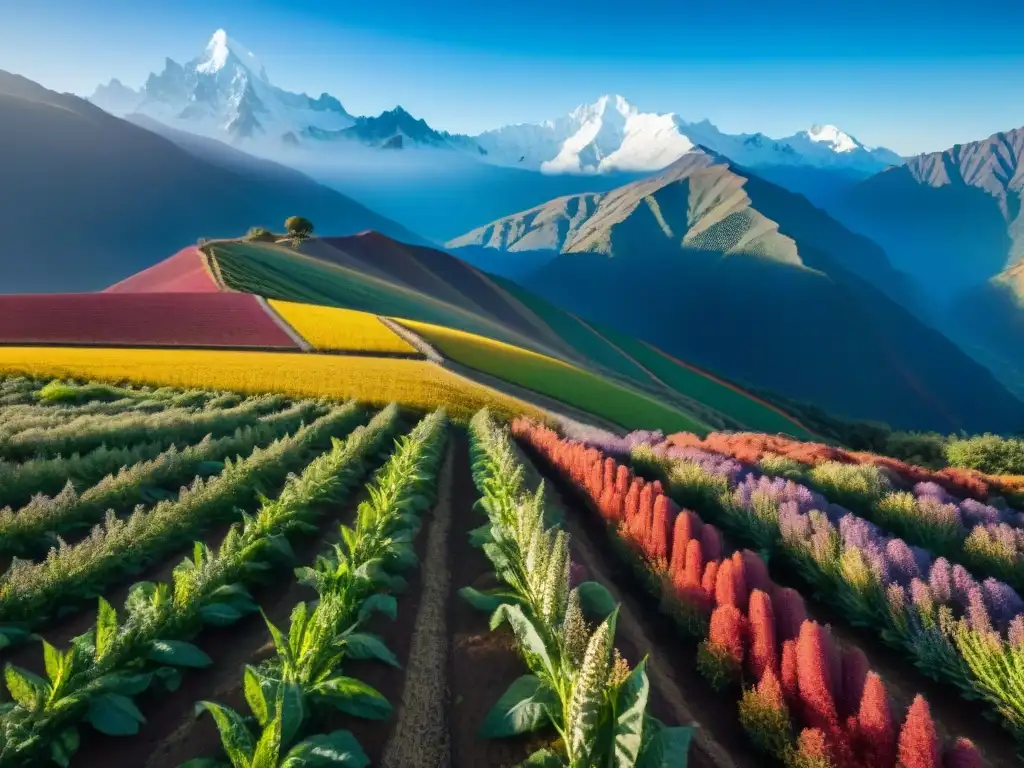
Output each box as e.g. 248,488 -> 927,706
196,29 -> 268,82
805,124 -> 859,153
475,97 -> 904,175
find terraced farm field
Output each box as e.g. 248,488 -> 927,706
0,347 -> 538,421
268,300 -> 418,355
397,317 -> 707,433
0,293 -> 300,349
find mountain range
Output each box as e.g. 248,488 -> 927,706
447,149 -> 1023,432
0,69 -> 423,293
90,30 -> 902,179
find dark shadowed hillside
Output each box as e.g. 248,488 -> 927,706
834,126 -> 1024,301
449,151 -> 1024,432
0,71 -> 423,293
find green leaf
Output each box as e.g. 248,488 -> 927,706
199,603 -> 244,626
153,666 -> 182,692
0,625 -> 31,649
49,727 -> 80,767
520,748 -> 565,767
478,675 -> 556,738
343,633 -> 399,667
148,639 -> 213,668
314,676 -> 392,721
277,681 -> 307,747
96,672 -> 152,696
42,640 -> 62,684
577,581 -> 617,620
468,523 -> 494,547
387,543 -> 418,572
245,666 -> 271,726
636,724 -> 694,768
459,586 -> 523,613
490,605 -> 555,681
196,700 -> 256,765
613,658 -> 650,767
357,594 -> 397,623
95,597 -> 118,660
4,664 -> 49,709
252,713 -> 284,767
281,730 -> 370,767
86,692 -> 146,736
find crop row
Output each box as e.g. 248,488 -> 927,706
0,395 -> 309,511
193,409 -> 448,766
0,403 -> 405,766
467,410 -> 692,767
0,393 -> 289,463
512,418 -> 984,768
612,433 -> 1024,742
0,400 -> 323,560
0,346 -> 541,422
0,403 -> 369,643
0,378 -> 45,406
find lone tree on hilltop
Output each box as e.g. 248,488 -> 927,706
284,216 -> 314,248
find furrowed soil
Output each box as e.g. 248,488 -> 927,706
75,494 -> 358,767
517,439 -> 764,768
446,430 -> 554,767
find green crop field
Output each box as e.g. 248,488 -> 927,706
398,317 -> 706,433
490,275 -> 658,386
207,241 -> 528,348
594,323 -> 813,437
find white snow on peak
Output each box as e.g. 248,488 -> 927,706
476,96 -> 904,175
805,124 -> 858,153
197,29 -> 230,73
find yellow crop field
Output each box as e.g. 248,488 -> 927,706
0,347 -> 541,422
397,318 -> 706,433
268,299 -> 417,355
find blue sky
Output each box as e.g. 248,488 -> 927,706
1,0 -> 1021,155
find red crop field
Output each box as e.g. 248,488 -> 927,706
104,247 -> 220,293
0,292 -> 300,348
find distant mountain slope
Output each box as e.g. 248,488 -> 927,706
835,125 -> 1024,301
448,152 -> 1024,432
0,71 -> 424,293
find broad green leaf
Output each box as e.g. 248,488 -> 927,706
4,664 -> 49,709
277,681 -> 307,747
478,675 -> 556,738
387,543 -> 418,572
521,748 -> 565,767
343,633 -> 399,667
459,586 -> 523,613
357,594 -> 397,623
251,713 -> 283,768
49,727 -> 80,767
42,640 -> 62,684
577,581 -> 617,620
281,730 -> 370,767
636,724 -> 694,768
264,613 -> 292,667
613,659 -> 650,767
196,700 -> 256,765
490,605 -> 555,681
468,523 -> 494,547
199,603 -> 244,626
0,625 -> 30,649
315,676 -> 392,720
245,666 -> 271,726
148,639 -> 213,668
96,672 -> 152,696
86,692 -> 146,736
153,666 -> 182,692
